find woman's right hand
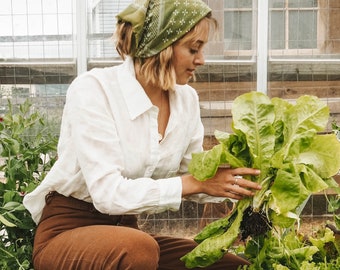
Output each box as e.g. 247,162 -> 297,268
181,167 -> 262,200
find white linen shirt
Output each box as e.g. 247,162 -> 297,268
23,57 -> 226,224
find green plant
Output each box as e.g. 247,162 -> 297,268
0,99 -> 58,269
328,120 -> 340,231
327,194 -> 340,231
241,226 -> 340,270
181,92 -> 340,268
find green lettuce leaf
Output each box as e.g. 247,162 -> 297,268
232,91 -> 276,171
181,199 -> 250,268
297,134 -> 340,178
188,143 -> 225,181
269,165 -> 310,215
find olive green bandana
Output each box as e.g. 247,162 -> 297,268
117,0 -> 211,58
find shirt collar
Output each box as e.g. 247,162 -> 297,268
117,57 -> 153,120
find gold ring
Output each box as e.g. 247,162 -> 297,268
234,175 -> 242,185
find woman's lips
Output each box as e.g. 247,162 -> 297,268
187,69 -> 195,76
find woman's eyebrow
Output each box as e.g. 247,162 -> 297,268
196,40 -> 207,47
191,40 -> 205,47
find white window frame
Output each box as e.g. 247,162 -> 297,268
269,0 -> 320,57
222,1 -> 257,58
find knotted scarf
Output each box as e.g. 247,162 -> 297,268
117,0 -> 211,58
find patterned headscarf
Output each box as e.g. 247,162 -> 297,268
117,0 -> 211,58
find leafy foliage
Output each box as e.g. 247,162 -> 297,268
0,100 -> 58,269
181,92 -> 340,269
329,121 -> 340,230
241,226 -> 340,270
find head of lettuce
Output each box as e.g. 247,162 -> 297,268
181,91 -> 340,268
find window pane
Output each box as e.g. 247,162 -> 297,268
12,0 -> 27,15
12,15 -> 28,36
0,16 -> 13,35
0,0 -> 13,15
42,0 -> 58,14
88,0 -> 130,59
224,11 -> 252,50
42,14 -> 58,35
28,15 -> 43,35
270,0 -> 284,9
270,11 -> 285,49
14,42 -> 29,58
289,10 -> 317,49
57,0 -> 73,14
224,0 -> 252,8
288,0 -> 317,8
0,45 -> 13,58
58,14 -> 73,35
58,41 -> 74,58
43,41 -> 60,58
28,41 -> 44,58
27,0 -> 42,14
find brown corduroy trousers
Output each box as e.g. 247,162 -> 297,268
32,192 -> 250,270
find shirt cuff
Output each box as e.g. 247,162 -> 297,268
184,193 -> 229,204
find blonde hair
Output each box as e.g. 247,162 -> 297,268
115,14 -> 217,90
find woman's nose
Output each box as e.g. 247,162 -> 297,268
194,51 -> 205,66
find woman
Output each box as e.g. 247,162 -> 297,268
24,0 -> 261,269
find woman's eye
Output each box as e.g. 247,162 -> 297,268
190,49 -> 198,54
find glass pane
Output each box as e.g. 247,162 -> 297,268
0,16 -> 13,35
58,41 -> 73,58
28,41 -> 44,58
224,0 -> 252,8
270,11 -> 285,49
42,0 -> 58,14
42,14 -> 58,35
288,0 -> 317,8
57,0 -> 73,14
43,42 -> 60,58
224,11 -> 252,50
58,14 -> 73,35
27,0 -> 42,14
14,43 -> 29,58
28,15 -> 43,35
88,0 -> 132,59
12,0 -> 27,14
289,10 -> 317,49
13,15 -> 28,36
1,46 -> 13,58
270,0 -> 284,9
0,0 -> 13,15
60,41 -> 74,58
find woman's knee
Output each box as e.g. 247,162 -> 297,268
109,228 -> 160,269
34,226 -> 160,270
